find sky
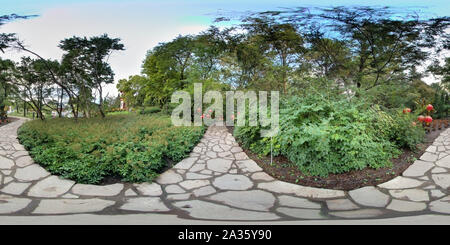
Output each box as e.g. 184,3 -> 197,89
1,0 -> 449,96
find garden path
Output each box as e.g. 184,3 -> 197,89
0,118 -> 449,220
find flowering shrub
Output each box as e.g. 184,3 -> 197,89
234,94 -> 425,177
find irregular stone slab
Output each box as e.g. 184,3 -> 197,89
71,183 -> 124,196
134,182 -> 162,196
234,152 -> 249,160
436,155 -> 450,168
378,176 -> 425,189
33,199 -> 115,214
218,152 -> 234,159
15,156 -> 34,167
431,173 -> 450,189
258,181 -> 345,199
430,190 -> 446,199
1,169 -> 11,175
212,145 -> 224,152
432,167 -> 447,174
0,194 -> 32,214
179,180 -> 210,190
12,143 -> 24,151
192,146 -> 202,153
120,197 -> 169,212
173,200 -> 279,221
176,169 -> 186,175
167,193 -> 191,201
219,144 -> 232,151
189,164 -> 205,172
165,184 -> 185,194
155,170 -> 183,185
206,158 -> 232,173
420,152 -> 438,162
174,157 -> 197,170
62,193 -> 79,199
425,146 -> 437,153
389,189 -> 429,202
28,176 -> 75,198
11,151 -> 28,159
349,186 -> 389,207
387,199 -> 427,212
230,147 -> 243,153
124,189 -> 138,197
251,172 -> 275,181
0,182 -> 31,195
206,151 -> 217,158
277,207 -> 324,219
402,161 -> 434,177
278,195 -> 321,209
0,156 -> 14,169
213,174 -> 253,190
329,209 -> 385,218
236,160 -> 262,172
326,199 -> 360,211
200,169 -> 212,175
3,176 -> 13,184
186,173 -> 211,180
14,164 -> 50,181
208,190 -> 275,211
424,185 -> 436,190
192,186 -> 216,197
419,176 -> 429,181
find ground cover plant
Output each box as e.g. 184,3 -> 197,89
17,113 -> 205,184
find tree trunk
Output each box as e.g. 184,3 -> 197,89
98,86 -> 105,118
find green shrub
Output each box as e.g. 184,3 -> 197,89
369,105 -> 426,150
234,94 -> 423,177
139,106 -> 161,115
17,114 -> 205,184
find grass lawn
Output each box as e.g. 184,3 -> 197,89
17,113 -> 205,184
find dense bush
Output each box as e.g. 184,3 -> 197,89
234,94 -> 425,177
137,106 -> 161,115
18,114 -> 205,184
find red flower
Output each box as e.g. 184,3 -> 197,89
426,104 -> 433,111
418,115 -> 425,122
424,116 -> 433,123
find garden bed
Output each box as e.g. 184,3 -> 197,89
228,125 -> 446,191
17,114 -> 205,185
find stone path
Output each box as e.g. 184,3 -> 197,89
0,118 -> 449,220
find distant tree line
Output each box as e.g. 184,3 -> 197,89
0,14 -> 124,120
118,6 -> 449,117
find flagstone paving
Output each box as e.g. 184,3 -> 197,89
0,117 -> 449,220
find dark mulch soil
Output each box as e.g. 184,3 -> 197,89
227,123 -> 448,191
98,156 -> 177,185
0,117 -> 18,128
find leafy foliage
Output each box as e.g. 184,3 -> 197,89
234,93 -> 425,177
17,114 -> 205,184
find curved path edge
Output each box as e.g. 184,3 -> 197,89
0,117 -> 449,221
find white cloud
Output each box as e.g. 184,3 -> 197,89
0,1 -> 211,96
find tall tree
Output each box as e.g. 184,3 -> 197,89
59,34 -> 124,117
